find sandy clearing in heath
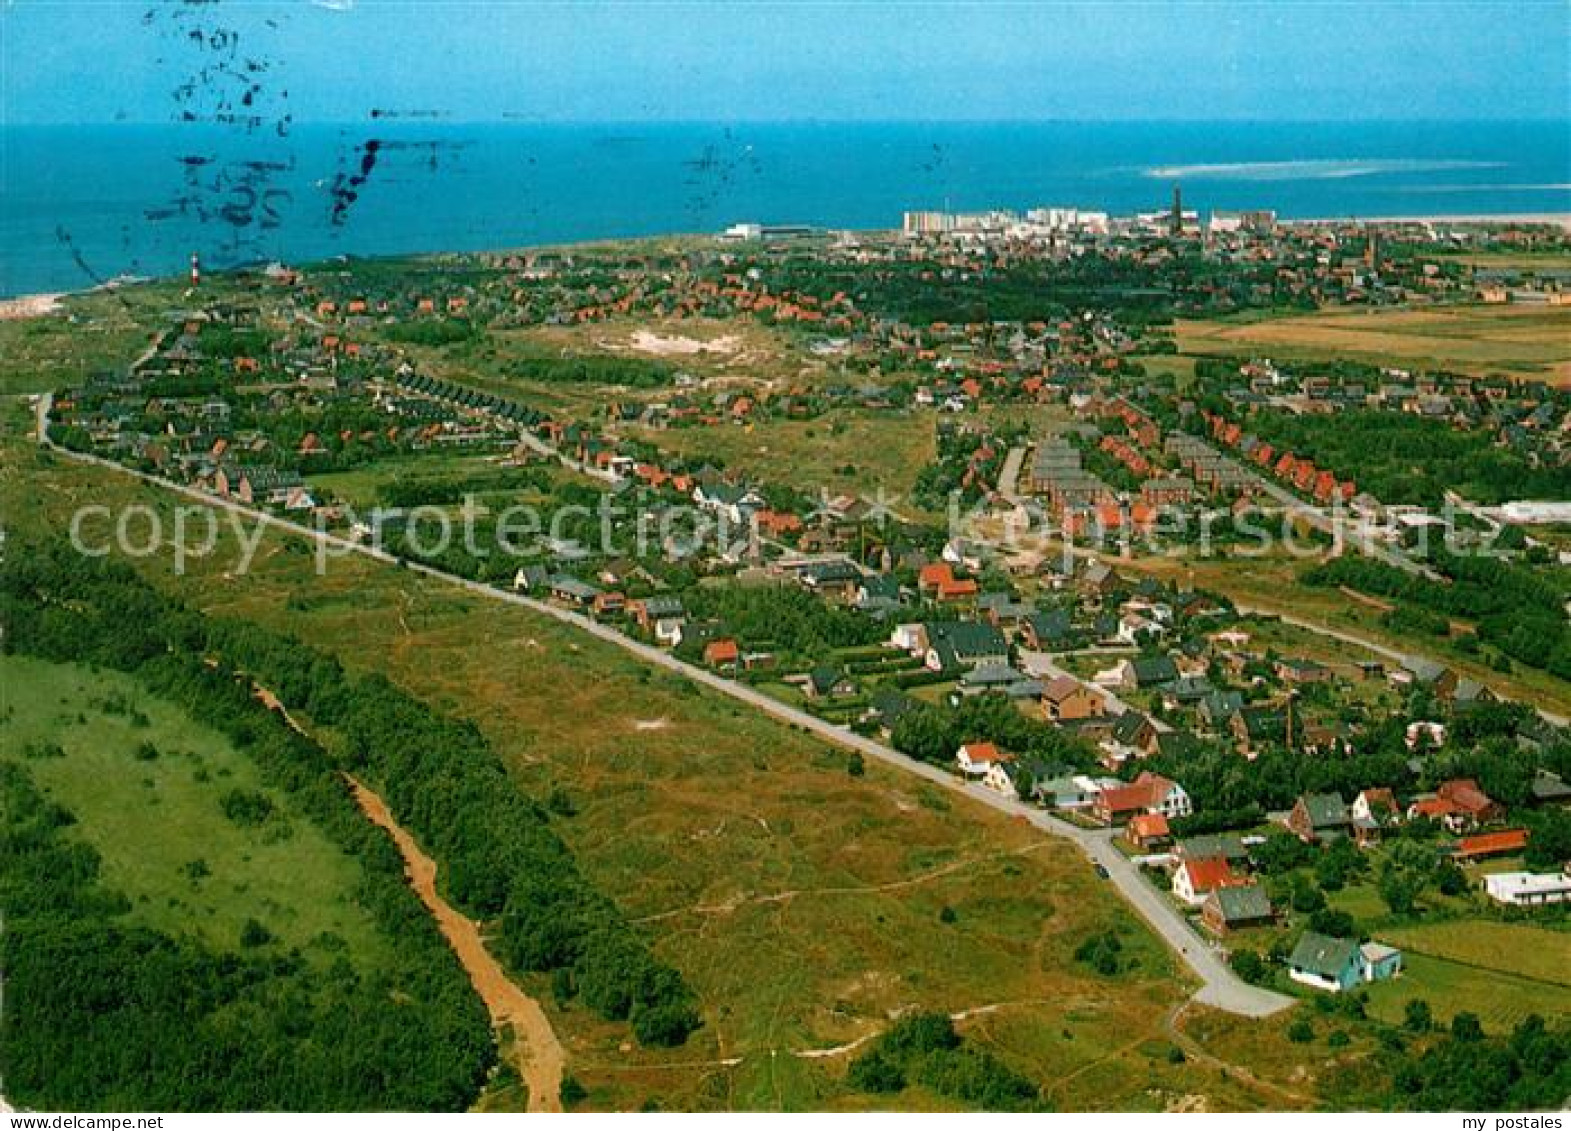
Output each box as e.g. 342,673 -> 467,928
625,330 -> 742,356
347,776 -> 566,1113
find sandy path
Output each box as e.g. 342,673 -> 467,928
347,776 -> 566,1112
252,687 -> 565,1108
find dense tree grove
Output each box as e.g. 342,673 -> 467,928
0,544 -> 701,1068
1367,1013 -> 1571,1110
681,583 -> 886,657
846,1013 -> 1041,1111
499,353 -> 674,388
890,694 -> 1092,777
0,604 -> 495,1107
1303,552 -> 1571,680
1245,408 -> 1570,508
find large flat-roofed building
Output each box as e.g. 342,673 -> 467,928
1485,870 -> 1571,907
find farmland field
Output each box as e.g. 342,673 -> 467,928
1175,304 -> 1571,384
1375,921 -> 1571,988
1361,953 -> 1571,1035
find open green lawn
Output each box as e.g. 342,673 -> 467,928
0,653 -> 389,962
1343,918 -> 1571,1035
305,449 -> 520,509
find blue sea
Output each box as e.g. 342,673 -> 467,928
2,120 -> 1568,297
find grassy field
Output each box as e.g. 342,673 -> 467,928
0,291 -> 166,394
0,652 -> 389,962
305,449 -> 525,509
626,407 -> 939,511
1375,921 -> 1571,989
1362,952 -> 1571,1035
0,407 -> 1325,1112
1175,303 -> 1571,384
374,314 -> 817,423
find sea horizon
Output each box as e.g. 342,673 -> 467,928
3,118 -> 1568,299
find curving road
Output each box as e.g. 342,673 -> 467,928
30,399 -> 1294,1019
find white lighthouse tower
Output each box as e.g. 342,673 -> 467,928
190,252 -> 201,289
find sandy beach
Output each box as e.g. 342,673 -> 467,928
0,292 -> 66,320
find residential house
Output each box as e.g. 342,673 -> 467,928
1020,608 -> 1073,650
1099,710 -> 1160,767
1288,933 -> 1403,992
1452,828 -> 1529,863
1120,654 -> 1180,691
956,741 -> 1011,778
1352,788 -> 1402,827
548,575 -> 600,607
799,560 -> 862,600
924,621 -> 1009,672
1288,793 -> 1351,844
864,688 -> 920,738
1408,778 -> 1503,831
1041,675 -> 1106,722
1092,771 -> 1192,826
1397,659 -> 1458,699
1177,834 -> 1250,869
1126,812 -> 1171,850
806,666 -> 858,700
1201,885 -> 1274,934
1173,856 -> 1247,905
1232,704 -> 1287,756
1530,770 -> 1571,807
1275,657 -> 1331,685
703,637 -> 741,670
629,594 -> 685,632
1198,690 -> 1245,731
1032,773 -> 1101,811
1484,870 -> 1571,907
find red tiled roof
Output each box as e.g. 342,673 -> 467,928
1182,856 -> 1241,894
1453,828 -> 1528,859
1130,813 -> 1170,839
959,741 -> 1005,765
1439,779 -> 1496,815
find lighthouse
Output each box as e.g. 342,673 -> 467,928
190,252 -> 201,289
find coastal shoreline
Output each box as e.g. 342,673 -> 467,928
1,211 -> 1568,304
1296,212 -> 1571,229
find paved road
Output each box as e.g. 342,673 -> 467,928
32,409 -> 1293,1019
996,444 -> 1027,503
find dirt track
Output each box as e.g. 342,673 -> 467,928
347,776 -> 565,1112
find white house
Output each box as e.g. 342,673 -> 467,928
1172,856 -> 1244,906
1485,871 -> 1571,907
956,741 -> 1010,778
982,762 -> 1019,799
